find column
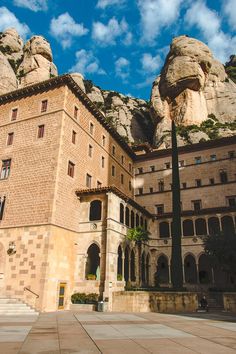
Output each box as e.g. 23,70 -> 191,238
192,218 -> 196,236
211,268 -> 215,285
206,217 -> 209,235
196,263 -> 200,284
217,214 -> 222,231
122,255 -> 125,281
182,263 -> 185,284
168,263 -> 172,284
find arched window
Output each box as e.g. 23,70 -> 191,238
208,217 -> 220,235
125,207 -> 130,227
144,219 -> 147,230
159,222 -> 170,238
136,214 -> 140,227
131,211 -> 135,228
183,219 -> 194,236
156,255 -> 169,284
124,246 -> 130,282
141,252 -> 146,284
184,255 -> 197,283
146,254 -> 150,285
120,203 -> 124,224
117,245 -> 122,280
130,249 -> 135,281
199,254 -> 212,284
85,243 -> 100,279
222,215 -> 235,235
89,200 -> 102,221
140,216 -> 144,227
195,218 -> 207,235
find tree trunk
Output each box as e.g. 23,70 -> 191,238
171,120 -> 183,289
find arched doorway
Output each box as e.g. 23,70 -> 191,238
130,249 -> 135,282
117,245 -> 123,280
198,254 -> 212,284
85,243 -> 100,280
156,255 -> 169,284
184,254 -> 197,283
208,217 -> 220,235
0,243 -> 5,288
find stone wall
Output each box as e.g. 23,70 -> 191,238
112,291 -> 198,312
223,293 -> 236,313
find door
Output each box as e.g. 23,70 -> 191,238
58,283 -> 66,309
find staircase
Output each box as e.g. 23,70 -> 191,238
0,297 -> 39,315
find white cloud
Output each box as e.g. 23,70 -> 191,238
137,0 -> 183,44
185,1 -> 236,62
115,57 -> 130,80
96,0 -> 126,9
141,53 -> 162,73
70,49 -> 106,76
50,13 -> 88,49
92,17 -> 132,46
223,0 -> 236,30
135,76 -> 156,89
0,6 -> 30,39
13,0 -> 47,12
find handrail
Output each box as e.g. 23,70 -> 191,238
24,287 -> 39,298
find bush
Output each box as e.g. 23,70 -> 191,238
117,274 -> 122,281
71,292 -> 98,304
87,274 -> 96,280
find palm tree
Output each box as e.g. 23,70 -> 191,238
171,120 -> 183,289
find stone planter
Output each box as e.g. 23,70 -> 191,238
70,303 -> 96,312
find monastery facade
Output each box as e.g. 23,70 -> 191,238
0,75 -> 235,311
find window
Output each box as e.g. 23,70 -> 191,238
112,145 -> 116,156
121,174 -> 124,184
0,196 -> 6,221
97,181 -> 102,188
137,167 -> 143,174
89,200 -> 102,221
209,178 -> 215,185
68,161 -> 75,178
121,155 -> 124,165
41,100 -> 48,113
7,133 -> 14,146
158,179 -> 164,192
86,173 -> 92,188
156,204 -> 164,215
37,124 -> 45,138
0,160 -> 11,179
195,156 -> 202,164
149,187 -> 153,193
129,180 -> 132,191
120,203 -> 124,223
129,163 -> 132,173
150,165 -> 155,172
228,151 -> 235,159
74,106 -> 79,119
101,156 -> 105,168
138,188 -> 143,195
111,165 -> 115,177
220,170 -> 228,183
192,200 -> 202,212
195,179 -> 201,187
179,160 -> 185,167
210,154 -> 216,161
226,196 -> 236,207
88,144 -> 93,157
89,122 -> 94,135
72,130 -> 76,144
165,162 -> 170,169
11,108 -> 18,121
182,182 -> 187,189
102,135 -> 106,147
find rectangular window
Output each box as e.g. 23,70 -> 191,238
102,135 -> 106,147
88,144 -> 93,157
226,196 -> 236,207
97,181 -> 102,188
138,187 -> 143,195
89,122 -> 94,135
0,159 -> 11,179
220,170 -> 228,183
195,179 -> 201,187
137,167 -> 143,174
86,173 -> 92,188
129,163 -> 132,173
158,179 -> 164,192
228,151 -> 235,158
0,196 -> 6,221
67,161 -> 75,178
165,162 -> 170,169
156,204 -> 164,215
210,154 -> 216,161
192,200 -> 202,212
182,182 -> 187,189
38,124 -> 45,138
121,173 -> 124,184
101,156 -> 105,168
209,178 -> 215,185
179,160 -> 185,167
150,165 -> 155,172
129,180 -> 132,191
74,106 -> 79,119
11,108 -> 18,121
195,156 -> 202,164
111,165 -> 115,177
121,155 -> 124,165
72,130 -> 76,144
112,145 -> 116,156
7,132 -> 14,146
149,187 -> 153,193
41,100 -> 48,113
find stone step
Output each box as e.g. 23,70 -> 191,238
0,298 -> 38,315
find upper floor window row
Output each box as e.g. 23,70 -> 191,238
10,100 -> 48,121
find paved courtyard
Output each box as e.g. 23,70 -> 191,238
0,311 -> 236,353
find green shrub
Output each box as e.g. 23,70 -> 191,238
117,274 -> 122,281
71,292 -> 98,304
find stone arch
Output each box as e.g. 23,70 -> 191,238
89,200 -> 102,221
184,254 -> 197,284
85,243 -> 100,280
156,254 -> 169,284
195,218 -> 207,236
136,214 -> 140,227
141,251 -> 146,284
146,253 -> 150,285
120,203 -> 124,224
117,245 -> 123,280
125,207 -> 130,227
221,215 -> 235,235
131,210 -> 135,228
130,248 -> 135,282
198,254 -> 212,284
183,219 -> 194,236
159,221 -> 170,238
208,217 -> 220,235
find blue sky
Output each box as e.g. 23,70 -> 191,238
0,0 -> 235,99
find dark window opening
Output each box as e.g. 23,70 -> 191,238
182,182 -> 187,189
38,124 -> 45,138
112,165 -> 115,177
159,222 -> 170,238
72,130 -> 76,144
156,204 -> 164,215
209,178 -> 215,185
195,156 -> 202,164
86,174 -> 92,188
89,200 -> 102,221
0,160 -> 11,180
195,179 -> 201,187
41,100 -> 48,113
68,161 -> 75,178
0,196 -> 6,220
192,200 -> 201,212
220,170 -> 228,183
158,180 -> 164,192
74,106 -> 78,119
120,203 -> 124,223
7,133 -> 14,146
11,108 -> 18,121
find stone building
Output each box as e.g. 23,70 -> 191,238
0,74 -> 235,311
